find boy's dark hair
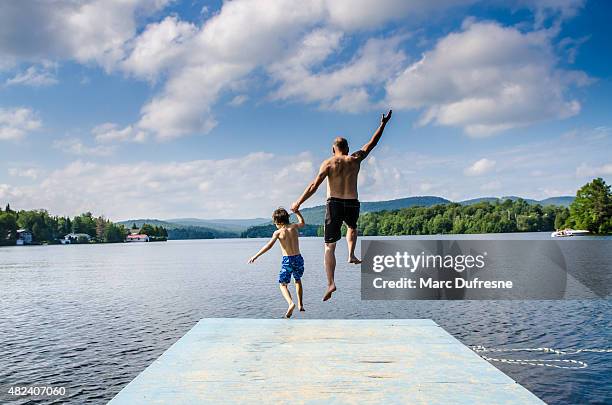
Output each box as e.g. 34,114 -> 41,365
272,207 -> 290,225
333,136 -> 349,153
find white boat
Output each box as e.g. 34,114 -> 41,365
551,229 -> 590,237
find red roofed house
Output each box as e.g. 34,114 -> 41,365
126,234 -> 150,242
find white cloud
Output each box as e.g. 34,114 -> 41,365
0,0 -> 171,70
464,158 -> 496,176
107,1 -> 505,139
323,0 -> 478,30
576,163 -> 612,177
1,153 -> 317,220
127,0 -> 330,140
92,123 -> 146,143
53,138 -> 115,156
121,15 -> 197,81
386,21 -> 589,136
0,107 -> 41,140
228,95 -> 249,107
8,167 -> 39,179
0,0 -> 590,142
5,61 -> 58,87
270,32 -> 407,112
516,0 -> 585,27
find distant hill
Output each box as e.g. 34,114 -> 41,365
119,195 -> 575,239
166,217 -> 269,233
459,196 -> 574,207
116,219 -> 237,239
538,196 -> 575,207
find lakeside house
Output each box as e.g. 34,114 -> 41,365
61,233 -> 92,244
126,234 -> 150,242
16,229 -> 33,245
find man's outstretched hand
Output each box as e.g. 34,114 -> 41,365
381,109 -> 392,124
291,201 -> 300,212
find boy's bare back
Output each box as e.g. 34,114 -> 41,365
275,225 -> 301,256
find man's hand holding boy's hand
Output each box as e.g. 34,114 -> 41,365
291,201 -> 300,212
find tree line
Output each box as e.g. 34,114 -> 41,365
241,223 -> 321,238
0,207 -> 168,245
356,178 -> 611,236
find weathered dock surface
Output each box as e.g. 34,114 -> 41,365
109,318 -> 544,404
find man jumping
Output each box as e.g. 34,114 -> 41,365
291,110 -> 392,301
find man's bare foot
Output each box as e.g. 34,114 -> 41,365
322,285 -> 337,301
348,256 -> 362,264
299,306 -> 305,312
285,303 -> 296,318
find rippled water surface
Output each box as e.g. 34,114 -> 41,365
1,234 -> 610,404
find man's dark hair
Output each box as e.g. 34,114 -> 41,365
272,207 -> 290,225
333,136 -> 349,153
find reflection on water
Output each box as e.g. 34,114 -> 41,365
0,234 -> 610,404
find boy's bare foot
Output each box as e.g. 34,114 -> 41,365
322,284 -> 337,301
299,306 -> 305,312
348,256 -> 362,264
285,303 -> 296,318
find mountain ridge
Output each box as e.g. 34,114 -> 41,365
119,195 -> 574,237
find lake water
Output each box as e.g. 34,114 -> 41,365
1,234 -> 610,404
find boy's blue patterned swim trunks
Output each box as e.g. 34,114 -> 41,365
279,254 -> 304,284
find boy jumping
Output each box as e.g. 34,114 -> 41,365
248,208 -> 306,318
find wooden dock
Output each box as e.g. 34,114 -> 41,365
109,318 -> 545,404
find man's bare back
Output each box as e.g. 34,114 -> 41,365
324,155 -> 361,199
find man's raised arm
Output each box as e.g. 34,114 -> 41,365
291,161 -> 329,212
353,109 -> 392,161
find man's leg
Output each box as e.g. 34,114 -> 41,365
323,242 -> 337,301
295,280 -> 304,311
279,284 -> 295,318
347,226 -> 361,264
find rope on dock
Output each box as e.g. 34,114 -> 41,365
470,346 -> 612,369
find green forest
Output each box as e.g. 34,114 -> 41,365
356,178 -> 611,236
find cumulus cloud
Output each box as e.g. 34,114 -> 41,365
386,20 -> 589,136
99,1 -> 509,140
0,0 -> 590,142
464,158 -> 496,176
0,107 -> 41,140
1,153 -> 318,219
270,32 -> 407,112
0,0 -> 171,70
121,15 -> 197,81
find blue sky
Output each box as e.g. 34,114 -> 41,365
0,0 -> 610,220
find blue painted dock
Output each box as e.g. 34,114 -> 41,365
109,318 -> 544,404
